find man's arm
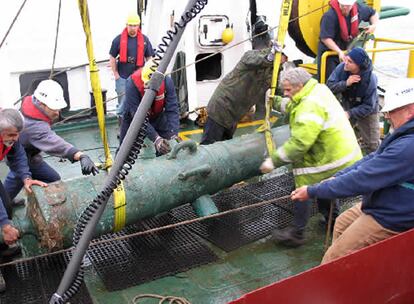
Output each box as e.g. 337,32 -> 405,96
326,64 -> 348,94
28,122 -> 80,162
348,75 -> 378,120
109,55 -> 120,80
308,139 -> 414,199
270,102 -> 325,167
163,77 -> 180,138
365,12 -> 379,34
321,38 -> 346,62
6,140 -> 31,181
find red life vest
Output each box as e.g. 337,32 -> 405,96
0,140 -> 12,161
330,0 -> 359,42
131,69 -> 165,119
21,96 -> 52,125
119,28 -> 145,67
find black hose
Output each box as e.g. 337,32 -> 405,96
49,0 -> 208,303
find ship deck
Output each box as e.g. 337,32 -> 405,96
1,115 -> 343,303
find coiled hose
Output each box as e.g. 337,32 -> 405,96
49,0 -> 208,303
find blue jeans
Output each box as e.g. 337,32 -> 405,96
4,159 -> 61,200
292,198 -> 339,232
115,77 -> 127,117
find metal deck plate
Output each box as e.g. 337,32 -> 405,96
86,213 -> 218,291
0,253 -> 93,304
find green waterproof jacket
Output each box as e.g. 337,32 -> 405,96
271,78 -> 362,187
207,48 -> 273,129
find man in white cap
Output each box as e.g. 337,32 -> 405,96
317,0 -> 379,82
3,80 -> 99,203
291,78 -> 414,264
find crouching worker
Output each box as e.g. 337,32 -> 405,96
119,60 -> 180,156
0,108 -> 47,292
4,80 -> 99,202
260,68 -> 362,247
292,78 -> 414,263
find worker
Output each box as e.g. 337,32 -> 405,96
109,13 -> 155,121
3,80 -> 99,202
200,46 -> 287,145
260,67 -> 362,247
119,61 -> 180,156
0,108 -> 47,292
327,47 -> 380,153
291,78 -> 414,263
317,0 -> 378,82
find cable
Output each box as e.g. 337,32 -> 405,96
0,0 -> 28,50
49,1 -> 208,303
50,0 -> 62,79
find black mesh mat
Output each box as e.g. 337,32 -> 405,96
0,253 -> 93,304
86,212 -> 218,291
171,173 -> 360,252
170,174 -> 297,252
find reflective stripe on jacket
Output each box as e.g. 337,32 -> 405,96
271,78 -> 362,187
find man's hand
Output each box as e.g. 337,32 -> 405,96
345,112 -> 350,119
154,136 -> 171,155
346,75 -> 361,87
364,24 -> 376,34
23,178 -> 47,194
80,155 -> 99,176
260,157 -> 275,174
291,186 -> 310,202
338,50 -> 346,62
2,224 -> 19,245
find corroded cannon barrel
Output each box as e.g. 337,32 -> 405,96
12,125 -> 290,254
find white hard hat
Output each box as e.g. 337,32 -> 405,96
382,78 -> 414,112
338,0 -> 356,5
34,80 -> 67,110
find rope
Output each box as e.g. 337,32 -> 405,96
0,194 -> 291,268
132,294 -> 191,304
0,0 -> 28,50
49,0 -> 62,79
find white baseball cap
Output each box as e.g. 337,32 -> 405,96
338,0 -> 356,5
382,78 -> 414,112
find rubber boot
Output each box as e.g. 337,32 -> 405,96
271,226 -> 305,248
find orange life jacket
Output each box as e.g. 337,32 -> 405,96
330,0 -> 359,42
119,28 -> 145,67
131,69 -> 166,119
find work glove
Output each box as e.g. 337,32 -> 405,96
260,157 -> 275,174
80,154 -> 99,176
154,136 -> 171,155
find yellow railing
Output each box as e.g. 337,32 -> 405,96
319,38 -> 414,83
371,37 -> 414,78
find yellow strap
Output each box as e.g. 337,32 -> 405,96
262,0 -> 294,156
78,0 -> 126,231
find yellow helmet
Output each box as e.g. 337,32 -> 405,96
126,13 -> 141,26
141,60 -> 157,84
221,25 -> 234,44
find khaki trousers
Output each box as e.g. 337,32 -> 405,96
356,112 -> 380,153
321,203 -> 398,264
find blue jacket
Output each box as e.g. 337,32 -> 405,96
1,140 -> 32,227
327,61 -> 378,120
120,75 -> 179,143
308,118 -> 414,232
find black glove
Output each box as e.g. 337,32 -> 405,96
79,154 -> 99,176
154,136 -> 171,155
